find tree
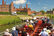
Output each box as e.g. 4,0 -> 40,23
52,8 -> 54,11
40,10 -> 45,14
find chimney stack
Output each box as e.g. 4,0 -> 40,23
26,4 -> 28,9
19,5 -> 22,9
2,0 -> 4,5
24,6 -> 25,8
5,2 -> 6,5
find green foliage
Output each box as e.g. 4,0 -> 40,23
40,10 -> 45,14
47,14 -> 54,19
52,8 -> 54,11
0,12 -> 11,15
17,12 -> 27,15
0,16 -> 22,32
0,23 -> 22,32
0,16 -> 22,25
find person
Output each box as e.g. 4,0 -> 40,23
47,17 -> 50,23
24,24 -> 28,29
39,28 -> 48,36
42,17 -> 45,24
28,23 -> 33,30
26,19 -> 29,23
44,16 -> 48,23
3,29 -> 12,36
37,19 -> 42,25
27,32 -> 29,36
51,29 -> 54,36
30,20 -> 34,25
18,29 -> 22,36
46,29 -> 51,36
11,27 -> 18,36
34,18 -> 38,24
22,30 -> 27,36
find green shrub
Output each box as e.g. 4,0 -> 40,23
47,14 -> 54,19
0,12 -> 11,15
17,12 -> 27,15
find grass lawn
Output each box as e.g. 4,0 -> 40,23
0,15 -> 31,32
0,15 -> 22,32
0,14 -> 54,25
0,14 -> 54,32
0,15 -> 22,25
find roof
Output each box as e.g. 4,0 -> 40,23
16,8 -> 24,11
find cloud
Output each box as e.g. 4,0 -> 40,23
13,0 -> 27,4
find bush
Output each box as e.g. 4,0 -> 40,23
17,12 -> 27,15
47,14 -> 54,19
0,12 -> 11,15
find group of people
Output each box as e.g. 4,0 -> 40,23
39,27 -> 54,36
3,16 -> 54,36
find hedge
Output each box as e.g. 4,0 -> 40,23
17,12 -> 27,15
0,12 -> 11,15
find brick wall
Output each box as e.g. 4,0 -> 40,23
11,2 -> 15,12
0,5 -> 9,12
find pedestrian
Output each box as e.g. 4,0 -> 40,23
3,29 -> 12,36
51,29 -> 54,36
24,24 -> 28,29
39,28 -> 48,36
22,30 -> 27,36
30,20 -> 34,25
27,32 -> 29,36
11,27 -> 18,36
37,19 -> 42,25
47,17 -> 50,23
46,29 -> 51,36
28,23 -> 33,30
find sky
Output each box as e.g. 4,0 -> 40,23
0,0 -> 54,11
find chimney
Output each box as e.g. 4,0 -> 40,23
5,2 -> 6,5
19,5 -> 22,9
24,6 -> 25,8
26,4 -> 28,9
2,0 -> 4,5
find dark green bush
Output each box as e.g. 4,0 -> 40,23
0,12 -> 11,15
17,12 -> 27,15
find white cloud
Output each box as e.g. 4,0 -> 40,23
13,0 -> 27,4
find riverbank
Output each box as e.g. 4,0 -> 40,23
0,15 -> 54,32
0,15 -> 23,32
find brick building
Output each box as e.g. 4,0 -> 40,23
16,4 -> 31,15
0,0 -> 31,15
47,10 -> 54,14
35,12 -> 42,15
0,0 -> 15,12
0,0 -> 42,15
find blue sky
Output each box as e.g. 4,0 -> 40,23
0,0 -> 54,11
